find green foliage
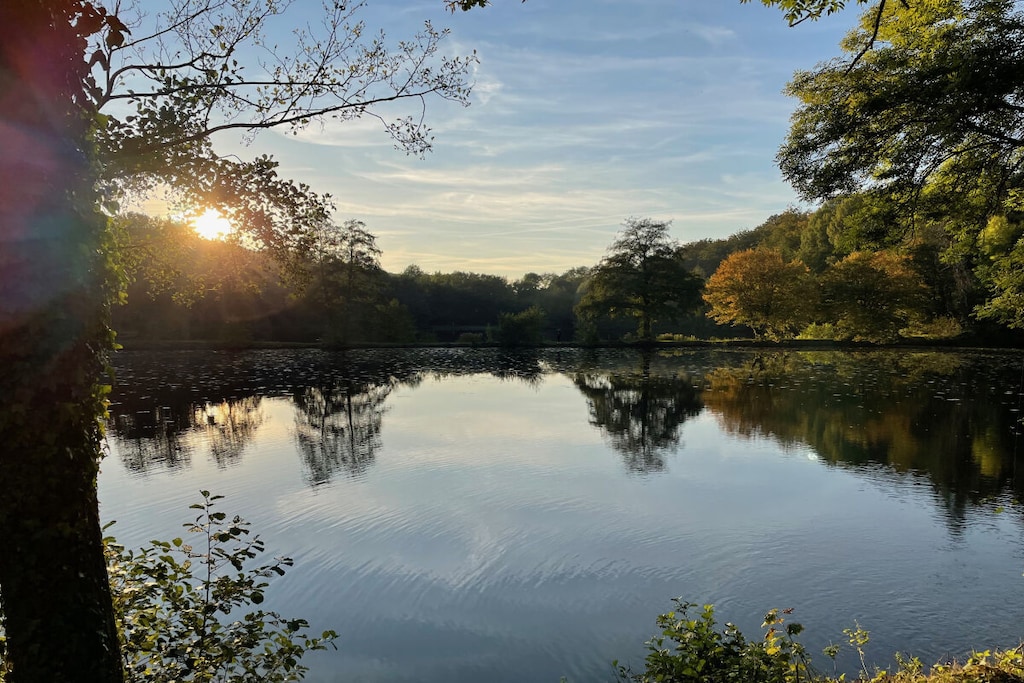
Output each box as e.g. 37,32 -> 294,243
677,211 -> 808,278
1,493 -> 334,682
392,268 -> 518,335
778,0 -> 1024,330
975,236 -> 1024,328
497,306 -> 547,346
797,322 -> 841,340
615,600 -> 810,683
300,219 -> 385,344
453,0 -> 868,24
742,0 -> 872,25
617,600 -> 1024,683
512,268 -> 590,341
781,0 -> 1024,202
93,2 -> 477,254
820,251 -> 930,342
576,218 -> 703,341
370,299 -> 418,343
844,622 -> 872,679
104,491 -> 336,682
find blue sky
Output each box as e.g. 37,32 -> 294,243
218,1 -> 855,278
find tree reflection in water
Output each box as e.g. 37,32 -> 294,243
701,350 -> 1024,528
194,397 -> 264,468
111,405 -> 193,473
573,351 -> 704,473
104,347 -> 1024,525
108,396 -> 264,473
292,380 -> 393,484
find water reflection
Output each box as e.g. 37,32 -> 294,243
105,348 -> 1024,513
197,397 -> 264,468
701,350 -> 1024,525
112,405 -> 193,473
572,352 -> 703,473
293,381 -> 392,484
100,347 -> 1024,683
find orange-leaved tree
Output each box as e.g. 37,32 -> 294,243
703,248 -> 817,340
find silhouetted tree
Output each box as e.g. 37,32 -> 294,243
576,218 -> 703,341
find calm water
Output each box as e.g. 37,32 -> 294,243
99,347 -> 1024,682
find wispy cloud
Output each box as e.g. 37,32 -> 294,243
224,0 -> 849,278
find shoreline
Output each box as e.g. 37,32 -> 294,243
114,338 -> 1024,353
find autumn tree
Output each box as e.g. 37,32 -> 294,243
0,1 -> 475,680
703,248 -> 817,340
821,250 -> 930,341
576,218 -> 703,341
780,0 -> 1024,328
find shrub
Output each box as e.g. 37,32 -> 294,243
656,333 -> 698,342
614,601 -> 1024,683
107,491 -> 337,682
615,600 -> 809,683
797,322 -> 840,340
497,306 -> 546,346
1,492 -> 336,682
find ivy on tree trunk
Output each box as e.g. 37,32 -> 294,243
0,1 -> 123,680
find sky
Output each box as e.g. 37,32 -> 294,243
156,0 -> 858,279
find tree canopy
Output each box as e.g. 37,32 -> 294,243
450,0 -> 879,24
92,0 -> 475,253
703,248 -> 816,340
576,218 -> 703,341
781,0 -> 1024,204
821,250 -> 930,341
780,0 -> 1024,328
0,1 -> 476,680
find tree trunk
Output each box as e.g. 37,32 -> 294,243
0,223 -> 124,683
640,312 -> 652,342
0,2 -> 124,680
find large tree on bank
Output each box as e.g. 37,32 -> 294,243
0,2 -> 474,680
779,0 -> 1024,327
576,218 -> 703,341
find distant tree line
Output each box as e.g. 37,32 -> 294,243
112,212 -> 592,346
114,193 -> 1024,347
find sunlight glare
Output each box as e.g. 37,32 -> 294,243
192,209 -> 234,240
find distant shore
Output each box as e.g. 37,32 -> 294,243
115,338 -> 1024,352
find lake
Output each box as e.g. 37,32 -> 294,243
98,347 -> 1024,682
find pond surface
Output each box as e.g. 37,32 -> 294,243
99,347 -> 1024,682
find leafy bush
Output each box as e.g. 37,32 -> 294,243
613,600 -> 1024,683
497,306 -> 546,346
107,491 -> 337,682
1,492 -> 336,682
615,600 -> 809,683
656,333 -> 698,342
797,322 -> 840,340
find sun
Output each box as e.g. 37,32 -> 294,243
191,208 -> 234,240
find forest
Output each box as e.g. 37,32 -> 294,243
112,194 -> 1024,347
